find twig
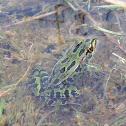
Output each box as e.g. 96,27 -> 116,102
103,0 -> 126,8
0,88 -> 11,97
1,7 -> 69,29
2,62 -> 31,90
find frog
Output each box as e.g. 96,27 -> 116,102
28,38 -> 97,105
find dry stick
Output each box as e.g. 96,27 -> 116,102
1,62 -> 31,98
103,0 -> 126,8
114,11 -> 122,32
104,33 -> 126,54
74,1 -> 126,55
1,7 -> 69,29
0,88 -> 11,97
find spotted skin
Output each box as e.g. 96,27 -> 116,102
28,38 -> 97,105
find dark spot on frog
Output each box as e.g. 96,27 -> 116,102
64,90 -> 69,98
56,92 -> 60,98
33,83 -> 38,88
85,39 -> 90,43
53,70 -> 55,76
31,92 -> 35,96
50,90 -> 54,99
73,74 -> 77,78
40,96 -> 45,101
32,68 -> 40,74
39,87 -> 44,93
28,78 -> 36,84
60,67 -> 65,73
49,78 -> 52,84
43,77 -> 48,83
40,69 -> 48,74
62,99 -> 66,104
79,49 -> 85,57
40,73 -> 49,78
53,78 -> 59,84
75,65 -> 81,72
61,57 -> 69,63
73,42 -> 82,53
67,61 -> 76,71
71,90 -> 78,97
67,78 -> 74,82
48,99 -> 54,105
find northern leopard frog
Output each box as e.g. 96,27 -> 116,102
29,38 -> 97,105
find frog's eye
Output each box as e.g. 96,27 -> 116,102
88,44 -> 93,52
86,44 -> 93,55
88,44 -> 93,53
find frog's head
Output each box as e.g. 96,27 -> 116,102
84,38 -> 97,55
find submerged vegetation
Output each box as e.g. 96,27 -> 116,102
0,0 -> 126,125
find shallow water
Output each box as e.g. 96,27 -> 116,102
0,0 -> 126,126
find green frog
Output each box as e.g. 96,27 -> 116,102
28,38 -> 97,105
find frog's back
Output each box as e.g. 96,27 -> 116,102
28,37 -> 97,106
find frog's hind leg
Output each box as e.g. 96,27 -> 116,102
28,66 -> 49,96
